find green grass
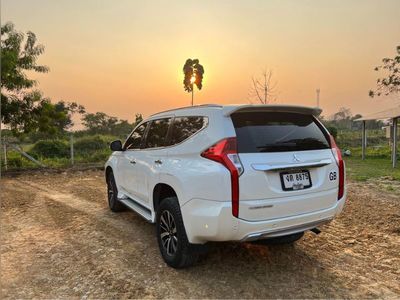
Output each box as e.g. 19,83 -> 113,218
2,135 -> 399,184
345,156 -> 400,182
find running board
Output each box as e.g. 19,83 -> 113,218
118,198 -> 153,222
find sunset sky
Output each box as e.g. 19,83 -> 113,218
2,0 -> 400,122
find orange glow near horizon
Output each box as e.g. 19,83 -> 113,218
1,0 -> 400,124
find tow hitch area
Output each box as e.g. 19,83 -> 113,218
310,227 -> 321,234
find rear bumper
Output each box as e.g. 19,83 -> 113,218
181,193 -> 346,244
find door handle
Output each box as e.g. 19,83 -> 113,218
130,159 -> 136,164
154,159 -> 162,165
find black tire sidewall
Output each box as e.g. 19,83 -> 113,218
107,172 -> 123,212
156,197 -> 191,268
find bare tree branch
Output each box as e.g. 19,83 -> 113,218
251,77 -> 263,103
249,69 -> 278,104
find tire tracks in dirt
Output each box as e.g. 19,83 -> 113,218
1,171 -> 400,298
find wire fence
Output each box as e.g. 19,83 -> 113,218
0,129 -> 394,172
1,134 -> 113,172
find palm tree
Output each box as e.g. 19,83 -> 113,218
183,59 -> 204,106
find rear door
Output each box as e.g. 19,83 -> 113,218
231,111 -> 339,221
134,117 -> 172,205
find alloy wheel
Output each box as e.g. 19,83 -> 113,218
107,178 -> 114,205
160,210 -> 178,256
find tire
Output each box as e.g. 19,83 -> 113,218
156,197 -> 199,268
106,171 -> 125,212
254,232 -> 304,246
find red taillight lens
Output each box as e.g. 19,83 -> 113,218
330,135 -> 345,200
201,137 -> 243,217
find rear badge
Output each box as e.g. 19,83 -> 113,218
293,154 -> 302,162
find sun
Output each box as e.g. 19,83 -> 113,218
190,75 -> 196,84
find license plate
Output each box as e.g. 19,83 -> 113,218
280,170 -> 312,191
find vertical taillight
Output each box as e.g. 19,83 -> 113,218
201,137 -> 243,217
330,135 -> 345,200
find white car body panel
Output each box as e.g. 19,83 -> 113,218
105,104 -> 346,244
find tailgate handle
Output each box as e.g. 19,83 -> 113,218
251,159 -> 332,172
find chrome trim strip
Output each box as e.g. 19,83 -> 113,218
240,218 -> 332,242
251,159 -> 332,172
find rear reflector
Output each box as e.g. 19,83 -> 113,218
201,137 -> 243,217
330,135 -> 344,200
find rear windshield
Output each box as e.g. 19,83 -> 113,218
231,112 -> 330,153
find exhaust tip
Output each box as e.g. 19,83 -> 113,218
310,227 -> 321,235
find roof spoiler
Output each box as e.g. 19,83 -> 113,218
223,105 -> 322,117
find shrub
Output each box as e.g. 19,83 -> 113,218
326,126 -> 338,139
86,150 -> 111,163
8,156 -> 23,168
29,140 -> 69,158
74,135 -> 108,154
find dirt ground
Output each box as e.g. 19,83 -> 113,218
1,170 -> 399,299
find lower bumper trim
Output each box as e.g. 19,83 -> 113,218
240,218 -> 333,242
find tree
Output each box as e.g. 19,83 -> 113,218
249,69 -> 278,104
133,113 -> 143,126
324,107 -> 383,131
1,22 -> 84,136
183,59 -> 204,106
3,90 -> 73,136
1,22 -> 49,126
331,107 -> 353,129
369,45 -> 400,99
333,107 -> 352,122
82,112 -> 118,134
53,101 -> 86,132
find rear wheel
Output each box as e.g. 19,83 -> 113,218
254,232 -> 304,246
106,171 -> 125,212
156,197 -> 199,268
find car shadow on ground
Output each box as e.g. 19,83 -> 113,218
113,210 -> 353,298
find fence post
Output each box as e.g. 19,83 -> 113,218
361,121 -> 366,160
70,134 -> 74,166
3,142 -> 7,171
393,118 -> 398,168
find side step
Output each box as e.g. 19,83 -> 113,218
118,198 -> 153,222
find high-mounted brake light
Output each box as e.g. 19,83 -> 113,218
330,135 -> 344,200
201,137 -> 243,217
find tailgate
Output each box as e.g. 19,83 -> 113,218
238,150 -> 338,221
230,110 -> 339,221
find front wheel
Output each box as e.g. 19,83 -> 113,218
106,171 -> 125,212
156,197 -> 199,268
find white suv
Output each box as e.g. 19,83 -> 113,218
105,104 -> 346,268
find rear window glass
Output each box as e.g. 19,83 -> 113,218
169,116 -> 207,145
144,118 -> 172,148
231,112 -> 329,153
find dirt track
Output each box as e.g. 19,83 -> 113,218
1,170 -> 400,299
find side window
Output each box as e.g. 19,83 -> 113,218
125,122 -> 148,150
143,118 -> 172,149
169,116 -> 207,145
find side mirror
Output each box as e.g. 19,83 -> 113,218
110,140 -> 123,151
